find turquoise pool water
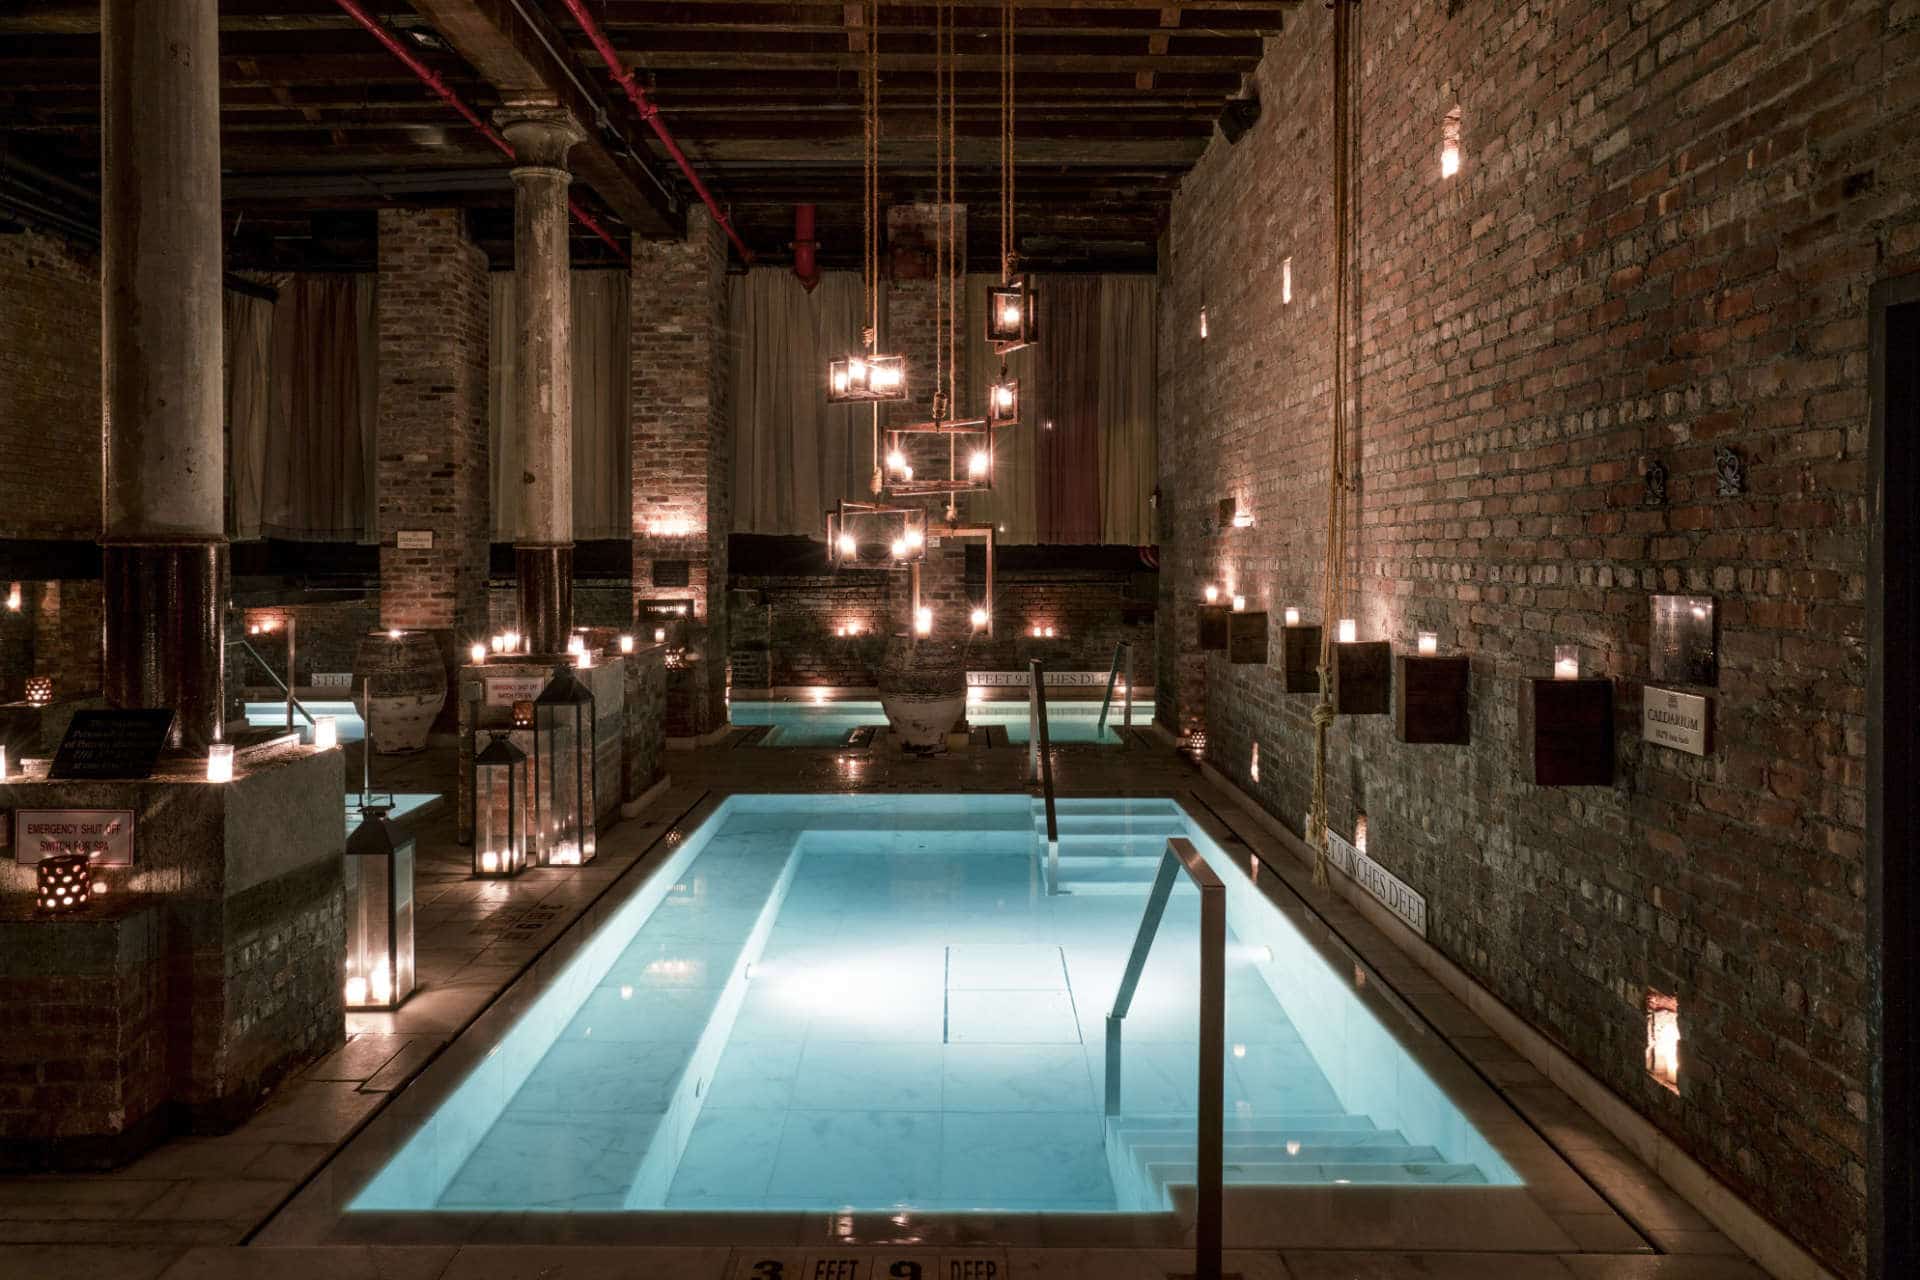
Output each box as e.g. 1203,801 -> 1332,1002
352,795 -> 1517,1215
245,699 -> 366,743
731,699 -> 1143,746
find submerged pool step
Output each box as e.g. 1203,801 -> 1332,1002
1141,1158 -> 1490,1190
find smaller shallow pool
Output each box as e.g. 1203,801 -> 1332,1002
731,699 -> 1144,746
245,699 -> 366,743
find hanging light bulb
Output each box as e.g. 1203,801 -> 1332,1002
968,450 -> 990,479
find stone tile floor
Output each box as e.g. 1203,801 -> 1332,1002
0,730 -> 1775,1279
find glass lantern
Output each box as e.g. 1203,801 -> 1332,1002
986,276 -> 1038,353
533,663 -> 597,867
987,378 -> 1020,428
826,351 -> 908,403
344,808 -> 415,1010
473,731 -> 528,879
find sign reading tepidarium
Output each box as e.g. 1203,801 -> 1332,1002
1643,687 -> 1711,756
1650,594 -> 1716,685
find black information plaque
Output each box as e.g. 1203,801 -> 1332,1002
48,709 -> 176,780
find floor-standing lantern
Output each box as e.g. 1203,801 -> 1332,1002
533,662 -> 597,867
472,731 -> 529,879
343,808 -> 415,1010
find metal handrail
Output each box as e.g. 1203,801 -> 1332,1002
1106,836 -> 1225,1280
1096,639 -> 1135,737
229,633 -> 316,729
1027,657 -> 1060,894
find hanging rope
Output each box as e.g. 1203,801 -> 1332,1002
1309,0 -> 1357,889
1000,0 -> 1016,281
865,0 -> 883,494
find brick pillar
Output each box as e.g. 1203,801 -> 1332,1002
883,204 -> 970,641
631,209 -> 731,735
374,209 -> 491,672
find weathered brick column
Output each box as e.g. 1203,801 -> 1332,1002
630,209 -> 731,736
374,209 -> 490,676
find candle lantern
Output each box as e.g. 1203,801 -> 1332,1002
826,351 -> 909,403
1553,644 -> 1581,680
24,675 -> 52,705
343,808 -> 416,1010
472,731 -> 528,879
533,663 -> 597,867
826,502 -> 928,568
36,852 -> 92,913
986,276 -> 1038,353
987,379 -> 1020,428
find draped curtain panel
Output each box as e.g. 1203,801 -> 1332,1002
490,269 -> 631,541
258,274 -> 373,541
1097,275 -> 1158,546
223,289 -> 275,541
729,268 -> 870,536
1037,275 -> 1104,544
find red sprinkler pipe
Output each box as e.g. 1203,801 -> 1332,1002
331,0 -> 628,263
792,204 -> 821,291
555,0 -> 755,264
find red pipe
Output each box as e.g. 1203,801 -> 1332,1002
555,0 -> 755,264
331,0 -> 628,264
792,203 -> 820,291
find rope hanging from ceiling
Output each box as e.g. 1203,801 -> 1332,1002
1309,0 -> 1358,889
864,0 -> 883,494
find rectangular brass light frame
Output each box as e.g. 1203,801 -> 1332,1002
986,276 -> 1038,354
826,351 -> 909,403
826,500 -> 929,567
987,378 -> 1020,428
882,418 -> 999,497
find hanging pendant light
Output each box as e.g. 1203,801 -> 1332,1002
987,376 -> 1020,428
826,0 -> 905,405
985,0 -> 1036,355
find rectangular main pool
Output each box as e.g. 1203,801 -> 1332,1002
349,795 -> 1517,1218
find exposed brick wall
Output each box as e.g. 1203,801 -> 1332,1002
731,564 -> 1155,690
0,231 -> 99,541
375,210 -> 491,652
1159,3 -> 1918,1274
631,210 -> 732,732
236,600 -> 380,690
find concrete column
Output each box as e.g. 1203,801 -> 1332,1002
100,0 -> 226,751
497,108 -> 585,655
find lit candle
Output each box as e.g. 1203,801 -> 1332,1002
969,450 -> 990,478
1044,626 -> 1056,638
344,975 -> 369,1006
313,716 -> 338,751
1554,644 -> 1580,680
1284,607 -> 1301,626
491,634 -> 506,653
654,627 -> 667,643
469,642 -> 487,665
1338,619 -> 1357,644
577,649 -> 595,669
890,538 -> 907,558
1417,632 -> 1438,655
1232,595 -> 1246,613
206,743 -> 234,783
904,527 -> 924,550
837,532 -> 856,558
1232,511 -> 1255,528
504,630 -> 520,651
480,849 -> 500,874
387,628 -> 402,640
0,745 -> 7,779
1030,625 -> 1041,637
915,606 -> 933,636
567,634 -> 585,655
970,607 -> 988,630
619,634 -> 634,654
1204,584 -> 1219,604
4,582 -> 18,611
1441,139 -> 1461,178
831,367 -> 849,394
886,448 -> 907,473
1000,302 -> 1020,327
872,363 -> 901,389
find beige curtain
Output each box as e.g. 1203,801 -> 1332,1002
491,269 -> 631,541
223,289 -> 274,540
1098,275 -> 1157,545
729,268 -> 869,535
966,272 -> 1041,543
260,275 -> 372,540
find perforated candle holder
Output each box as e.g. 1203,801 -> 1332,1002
36,852 -> 92,913
24,674 -> 52,705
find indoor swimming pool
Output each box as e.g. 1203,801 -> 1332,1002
730,699 -> 1144,746
347,794 -> 1518,1218
245,699 -> 366,743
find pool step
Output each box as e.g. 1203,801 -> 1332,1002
1106,1112 -> 1486,1205
1035,803 -> 1189,892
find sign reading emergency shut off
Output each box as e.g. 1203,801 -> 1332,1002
13,809 -> 136,866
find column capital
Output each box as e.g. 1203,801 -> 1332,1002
495,107 -> 587,170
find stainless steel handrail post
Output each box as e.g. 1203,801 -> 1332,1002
1124,642 -> 1134,729
286,613 -> 298,730
1096,640 -> 1130,737
1029,658 -> 1059,893
1105,836 -> 1226,1280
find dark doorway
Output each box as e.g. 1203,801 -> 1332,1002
1870,273 -> 1920,1280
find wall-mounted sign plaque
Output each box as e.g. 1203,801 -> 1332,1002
395,530 -> 434,550
1643,687 -> 1710,756
1650,594 -> 1716,685
484,676 -> 545,707
47,709 -> 174,779
13,809 -> 135,865
1325,828 -> 1428,937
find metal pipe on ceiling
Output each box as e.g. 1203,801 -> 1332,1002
553,0 -> 755,264
328,0 -> 629,264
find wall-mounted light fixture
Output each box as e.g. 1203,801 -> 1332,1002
1441,106 -> 1463,178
